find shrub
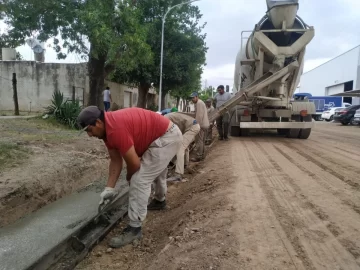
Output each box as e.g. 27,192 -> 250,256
46,90 -> 82,129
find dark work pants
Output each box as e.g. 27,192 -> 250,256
104,101 -> 110,112
216,112 -> 230,139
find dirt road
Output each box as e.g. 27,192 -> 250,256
77,122 -> 360,269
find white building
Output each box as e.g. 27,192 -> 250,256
300,45 -> 360,105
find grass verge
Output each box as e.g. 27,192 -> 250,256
0,117 -> 78,144
0,142 -> 30,171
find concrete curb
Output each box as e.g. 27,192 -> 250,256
0,115 -> 39,120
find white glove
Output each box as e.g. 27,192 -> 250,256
99,187 -> 118,205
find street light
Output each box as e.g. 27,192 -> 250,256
158,0 -> 200,111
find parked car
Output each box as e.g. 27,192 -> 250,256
333,105 -> 360,125
353,109 -> 360,125
321,107 -> 345,121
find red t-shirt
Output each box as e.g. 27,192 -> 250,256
104,108 -> 170,157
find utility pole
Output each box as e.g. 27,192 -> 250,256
12,73 -> 19,116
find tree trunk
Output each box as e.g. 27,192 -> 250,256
146,93 -> 155,110
88,48 -> 107,107
137,82 -> 149,108
183,99 -> 188,112
176,96 -> 180,108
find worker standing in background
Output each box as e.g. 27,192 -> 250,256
189,92 -> 209,162
214,85 -> 232,141
164,112 -> 200,181
205,99 -> 215,145
77,106 -> 182,248
102,86 -> 112,112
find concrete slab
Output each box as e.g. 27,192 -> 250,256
0,179 -> 128,270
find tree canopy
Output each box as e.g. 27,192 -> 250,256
111,0 -> 208,108
3,0 -> 151,105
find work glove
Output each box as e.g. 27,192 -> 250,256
99,187 -> 118,205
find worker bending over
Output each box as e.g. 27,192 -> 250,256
190,92 -> 209,162
77,106 -> 182,248
164,112 -> 200,181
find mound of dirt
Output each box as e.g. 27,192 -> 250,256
77,140 -> 240,270
0,139 -> 109,227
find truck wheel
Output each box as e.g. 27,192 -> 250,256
298,115 -> 312,139
277,129 -> 289,136
286,115 -> 300,138
240,128 -> 250,137
230,126 -> 241,137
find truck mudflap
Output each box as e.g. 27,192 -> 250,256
240,121 -> 314,129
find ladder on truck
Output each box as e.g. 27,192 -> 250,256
208,60 -> 299,123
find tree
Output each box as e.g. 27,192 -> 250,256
170,65 -> 202,109
2,0 -> 151,106
111,0 -> 208,108
203,85 -> 216,98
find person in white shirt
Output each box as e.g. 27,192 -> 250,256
213,85 -> 232,140
103,87 -> 112,111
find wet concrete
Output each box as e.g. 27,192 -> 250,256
0,179 -> 128,270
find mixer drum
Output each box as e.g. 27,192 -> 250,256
245,16 -> 306,68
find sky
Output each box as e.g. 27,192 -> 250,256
1,0 -> 360,91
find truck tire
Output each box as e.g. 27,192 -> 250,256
240,128 -> 250,137
277,129 -> 289,136
230,126 -> 241,137
286,115 -> 300,138
298,115 -> 312,139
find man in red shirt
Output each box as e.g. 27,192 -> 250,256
77,106 -> 182,248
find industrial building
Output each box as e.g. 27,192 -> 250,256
300,45 -> 360,105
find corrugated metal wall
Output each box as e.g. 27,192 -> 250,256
300,46 -> 360,96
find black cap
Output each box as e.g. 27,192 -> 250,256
77,106 -> 101,132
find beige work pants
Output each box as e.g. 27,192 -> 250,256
128,124 -> 182,227
195,127 -> 207,159
175,124 -> 200,175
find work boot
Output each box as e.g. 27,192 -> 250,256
218,136 -> 224,141
166,173 -> 182,182
109,225 -> 142,248
224,137 -> 229,141
191,156 -> 203,162
147,199 -> 166,210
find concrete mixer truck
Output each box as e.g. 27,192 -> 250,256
209,0 -> 316,139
